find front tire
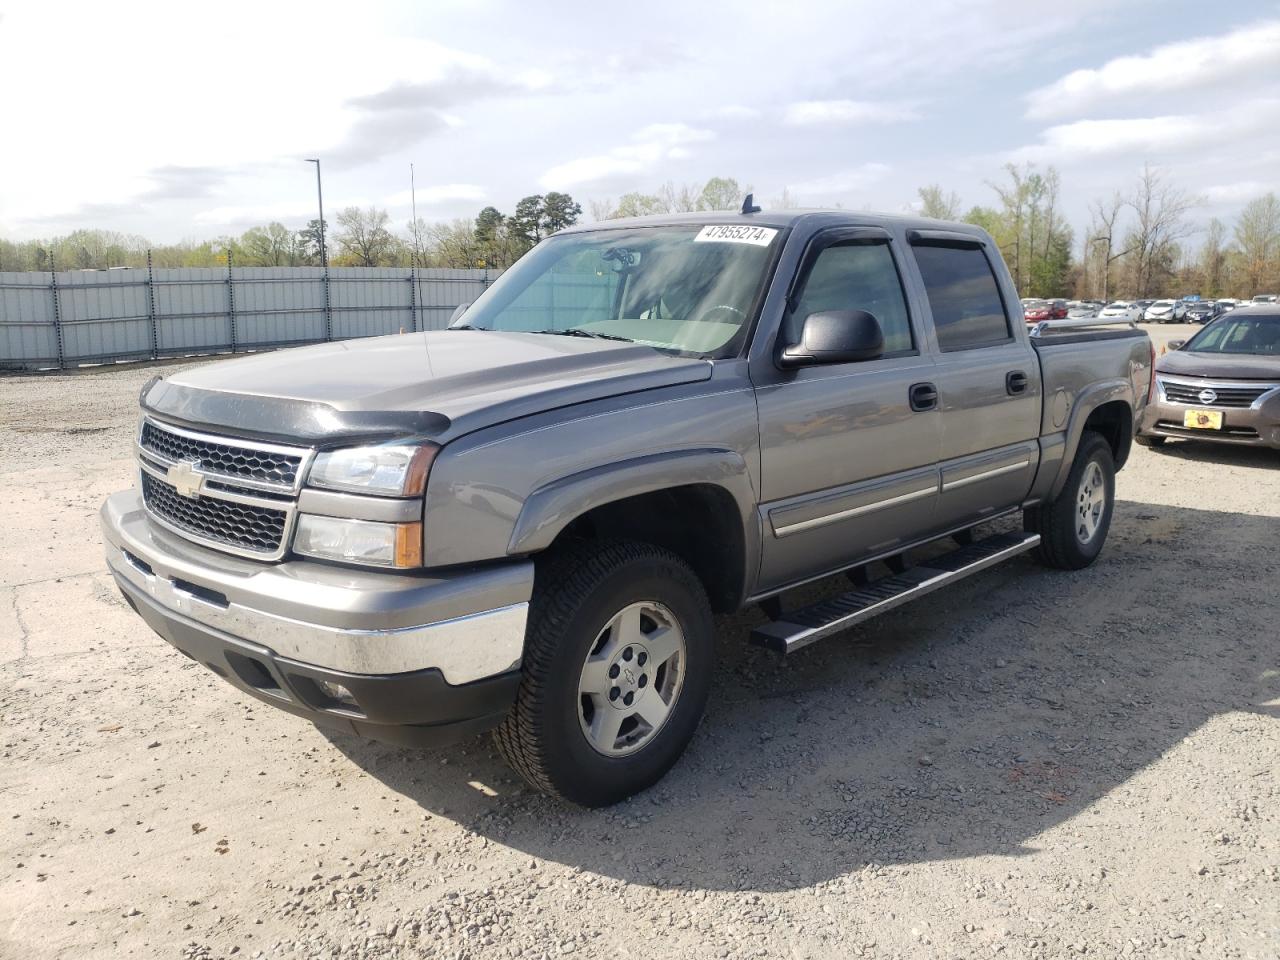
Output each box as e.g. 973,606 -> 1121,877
1024,431 -> 1116,570
493,540 -> 715,807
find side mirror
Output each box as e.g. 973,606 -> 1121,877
1167,339 -> 1186,351
779,310 -> 884,367
448,302 -> 473,326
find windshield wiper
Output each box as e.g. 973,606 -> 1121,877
529,327 -> 634,343
448,323 -> 481,330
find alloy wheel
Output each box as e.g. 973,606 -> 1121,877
1076,460 -> 1106,544
577,601 -> 686,757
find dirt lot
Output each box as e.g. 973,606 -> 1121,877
2,324 -> 1277,960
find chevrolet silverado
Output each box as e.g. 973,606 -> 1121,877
102,208 -> 1153,806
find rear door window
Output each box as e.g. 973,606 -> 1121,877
912,244 -> 1012,351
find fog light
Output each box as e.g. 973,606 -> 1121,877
316,679 -> 358,709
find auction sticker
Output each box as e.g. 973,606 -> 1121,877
694,224 -> 778,246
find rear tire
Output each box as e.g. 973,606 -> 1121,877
493,540 -> 714,807
1135,433 -> 1166,447
1024,430 -> 1116,570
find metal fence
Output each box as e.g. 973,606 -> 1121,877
0,261 -> 502,371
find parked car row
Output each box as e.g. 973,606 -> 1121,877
1039,297 -> 1262,325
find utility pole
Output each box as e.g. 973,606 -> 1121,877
304,158 -> 332,339
410,162 -> 420,257
304,158 -> 328,268
410,162 -> 424,333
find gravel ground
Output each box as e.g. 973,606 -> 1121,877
2,325 -> 1277,960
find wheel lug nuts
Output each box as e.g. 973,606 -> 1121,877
638,674 -> 647,688
609,687 -> 620,701
622,647 -> 633,661
623,691 -> 634,706
608,664 -> 620,679
637,652 -> 648,666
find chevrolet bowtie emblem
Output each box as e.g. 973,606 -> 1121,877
166,460 -> 204,499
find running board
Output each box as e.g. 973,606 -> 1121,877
750,531 -> 1041,654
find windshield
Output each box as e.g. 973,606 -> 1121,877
452,224 -> 779,357
1183,313 -> 1280,355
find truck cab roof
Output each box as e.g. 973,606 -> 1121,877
557,209 -> 994,242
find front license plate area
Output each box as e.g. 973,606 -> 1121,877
1183,409 -> 1223,430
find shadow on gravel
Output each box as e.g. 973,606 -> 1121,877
328,501 -> 1279,892
1146,442 -> 1279,469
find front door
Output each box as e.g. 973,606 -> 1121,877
754,229 -> 941,591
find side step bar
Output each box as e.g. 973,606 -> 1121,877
750,530 -> 1041,654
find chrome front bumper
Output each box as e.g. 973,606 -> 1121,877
101,491 -> 532,685
1140,377 -> 1280,449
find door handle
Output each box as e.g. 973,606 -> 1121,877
909,382 -> 938,412
1006,370 -> 1029,395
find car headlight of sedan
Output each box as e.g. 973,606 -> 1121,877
308,443 -> 437,497
294,515 -> 423,568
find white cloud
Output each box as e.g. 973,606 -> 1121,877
540,155 -> 647,189
1014,115 -> 1198,161
630,123 -> 714,145
783,99 -> 919,127
539,123 -> 715,190
194,201 -> 322,226
1025,20 -> 1280,120
0,2 -> 546,234
788,163 -> 892,201
711,104 -> 761,120
1204,181 -> 1278,204
383,184 -> 486,207
0,0 -> 1272,247
1010,99 -> 1280,164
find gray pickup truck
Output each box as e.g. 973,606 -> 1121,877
101,209 -> 1153,806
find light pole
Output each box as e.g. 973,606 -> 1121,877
303,158 -> 327,269
304,158 -> 332,339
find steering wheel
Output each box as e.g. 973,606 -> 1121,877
696,304 -> 747,324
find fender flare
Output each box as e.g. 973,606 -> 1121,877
1048,379 -> 1134,500
506,448 -> 759,561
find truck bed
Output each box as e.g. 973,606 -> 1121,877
1028,317 -> 1148,347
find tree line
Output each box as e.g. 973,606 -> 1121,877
0,192 -> 585,273
920,163 -> 1280,300
4,168 -> 1279,300
0,178 -> 750,274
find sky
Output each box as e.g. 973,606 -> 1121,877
1,0 -> 1278,247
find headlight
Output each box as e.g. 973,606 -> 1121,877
294,515 -> 423,568
308,444 -> 436,497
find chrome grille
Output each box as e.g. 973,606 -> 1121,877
141,472 -> 288,555
140,420 -> 303,489
1159,378 -> 1275,408
136,418 -> 311,559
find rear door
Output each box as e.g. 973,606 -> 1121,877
905,234 -> 1041,530
753,227 -> 941,591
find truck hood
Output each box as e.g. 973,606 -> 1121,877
143,331 -> 712,444
1158,349 -> 1280,382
